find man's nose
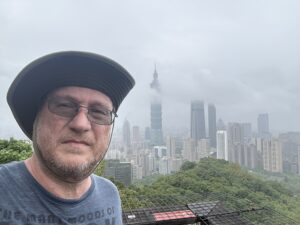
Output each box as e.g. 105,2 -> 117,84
68,107 -> 92,132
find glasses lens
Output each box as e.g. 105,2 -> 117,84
48,98 -> 78,118
88,107 -> 112,125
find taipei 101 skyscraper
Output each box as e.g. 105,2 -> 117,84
150,66 -> 163,146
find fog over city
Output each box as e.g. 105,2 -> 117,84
1,0 -> 300,139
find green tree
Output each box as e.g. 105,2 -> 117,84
94,160 -> 105,176
180,161 -> 197,171
0,138 -> 32,164
120,158 -> 300,222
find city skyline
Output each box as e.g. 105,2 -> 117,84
2,1 -> 300,139
110,99 -> 300,179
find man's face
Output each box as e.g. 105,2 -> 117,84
32,86 -> 113,182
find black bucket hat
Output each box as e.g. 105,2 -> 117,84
7,51 -> 135,139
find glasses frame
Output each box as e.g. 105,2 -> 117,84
47,97 -> 118,125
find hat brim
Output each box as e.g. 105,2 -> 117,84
7,51 -> 135,139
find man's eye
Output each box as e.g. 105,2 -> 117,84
90,108 -> 108,115
56,101 -> 76,109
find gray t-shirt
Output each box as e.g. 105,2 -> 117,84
0,161 -> 123,225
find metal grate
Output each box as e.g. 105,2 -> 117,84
122,195 -> 198,224
121,193 -> 299,225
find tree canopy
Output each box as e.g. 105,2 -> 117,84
0,138 -> 32,164
119,158 -> 300,222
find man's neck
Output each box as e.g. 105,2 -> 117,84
24,156 -> 92,200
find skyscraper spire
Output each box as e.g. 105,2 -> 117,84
153,63 -> 158,79
150,64 -> 160,93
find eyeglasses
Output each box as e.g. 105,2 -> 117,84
47,97 -> 117,125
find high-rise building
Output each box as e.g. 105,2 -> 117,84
208,104 -> 217,148
150,103 -> 163,145
257,113 -> 271,139
262,138 -> 283,173
183,138 -> 196,162
104,159 -> 132,186
158,156 -> 172,175
217,118 -> 226,130
191,100 -> 206,141
281,142 -> 298,174
278,132 -> 300,174
123,119 -> 131,148
152,146 -> 167,158
142,152 -> 156,177
196,139 -> 210,160
227,123 -> 243,144
150,67 -> 163,145
227,123 -> 244,163
242,123 -> 252,143
166,136 -> 176,158
144,126 -> 151,141
246,143 -> 259,169
216,130 -> 228,161
254,137 -> 264,169
132,126 -> 141,143
166,136 -> 183,157
132,164 -> 143,180
131,125 -> 141,154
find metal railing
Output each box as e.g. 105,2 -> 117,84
122,193 -> 299,225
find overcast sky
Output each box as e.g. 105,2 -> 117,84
1,0 -> 300,139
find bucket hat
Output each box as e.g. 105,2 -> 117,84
7,51 -> 135,139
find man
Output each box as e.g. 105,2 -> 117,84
0,51 -> 135,225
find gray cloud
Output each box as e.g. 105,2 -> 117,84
1,0 -> 300,139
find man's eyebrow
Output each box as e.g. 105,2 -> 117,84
89,102 -> 114,112
50,95 -> 113,110
49,95 -> 76,102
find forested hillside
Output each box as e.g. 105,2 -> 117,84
252,169 -> 300,197
118,158 -> 300,222
1,139 -> 300,222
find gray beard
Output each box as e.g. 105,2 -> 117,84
33,141 -> 103,183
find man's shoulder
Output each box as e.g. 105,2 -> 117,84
92,174 -> 120,193
0,161 -> 23,171
91,175 -> 121,206
92,174 -> 117,187
0,161 -> 25,181
0,161 -> 25,191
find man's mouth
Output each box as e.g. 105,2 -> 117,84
63,139 -> 90,146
